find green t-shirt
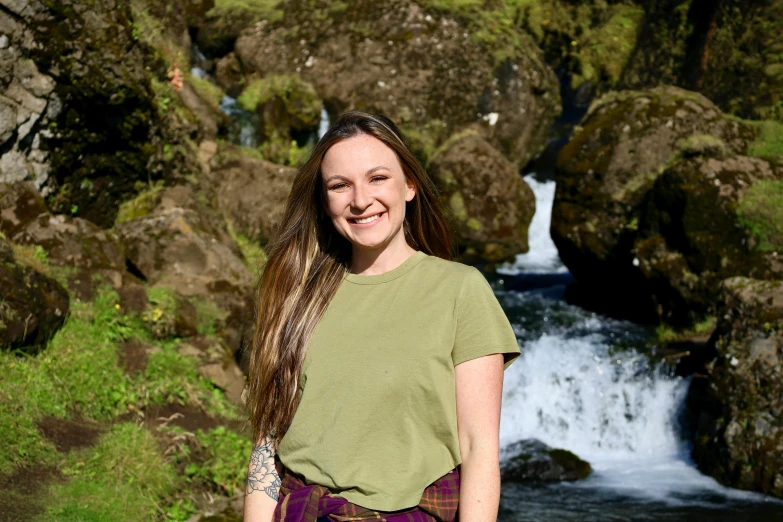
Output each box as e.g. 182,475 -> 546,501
276,250 -> 521,511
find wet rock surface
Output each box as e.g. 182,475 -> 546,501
501,438 -> 592,484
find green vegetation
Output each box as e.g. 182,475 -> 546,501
677,134 -> 728,158
238,74 -> 320,165
206,0 -> 284,27
509,0 -> 644,88
48,423 -> 176,522
188,72 -> 227,109
420,0 -> 541,66
0,282 -> 250,520
747,120 -> 783,162
238,74 -> 320,120
736,179 -> 783,253
227,221 -> 268,284
168,425 -> 252,496
129,0 -> 185,67
114,180 -> 167,225
653,315 -> 717,344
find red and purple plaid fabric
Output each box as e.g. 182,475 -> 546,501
272,464 -> 460,522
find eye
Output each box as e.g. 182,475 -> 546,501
370,176 -> 387,183
329,183 -> 347,190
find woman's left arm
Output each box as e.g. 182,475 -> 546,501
454,352 -> 505,522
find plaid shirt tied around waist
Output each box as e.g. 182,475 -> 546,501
272,463 -> 460,522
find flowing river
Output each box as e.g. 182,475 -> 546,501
491,174 -> 783,521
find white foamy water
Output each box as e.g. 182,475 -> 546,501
497,174 -> 569,275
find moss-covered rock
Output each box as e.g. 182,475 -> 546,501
237,73 -> 321,165
428,132 -> 535,263
0,236 -> 69,354
233,0 -> 561,168
686,277 -> 783,498
514,0 -> 644,92
634,154 -> 783,325
551,86 -> 767,325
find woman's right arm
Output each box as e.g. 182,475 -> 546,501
244,437 -> 282,522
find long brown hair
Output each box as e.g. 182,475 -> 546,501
247,111 -> 455,448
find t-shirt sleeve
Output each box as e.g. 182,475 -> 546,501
451,267 -> 521,370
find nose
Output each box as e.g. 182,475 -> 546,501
351,181 -> 372,210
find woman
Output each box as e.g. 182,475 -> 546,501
243,111 -> 521,522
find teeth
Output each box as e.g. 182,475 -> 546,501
354,213 -> 381,224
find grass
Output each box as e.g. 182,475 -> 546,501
46,423 -> 176,522
0,280 -> 249,520
736,179 -> 783,253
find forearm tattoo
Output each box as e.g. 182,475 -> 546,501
246,440 -> 282,500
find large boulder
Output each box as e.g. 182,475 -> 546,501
633,154 -> 783,325
206,143 -> 296,244
428,132 -> 535,263
233,0 -> 561,168
551,86 -> 765,324
0,237 -> 69,353
687,277 -> 783,498
114,184 -> 253,353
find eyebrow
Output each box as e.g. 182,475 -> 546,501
325,166 -> 391,183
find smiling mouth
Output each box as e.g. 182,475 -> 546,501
349,212 -> 384,224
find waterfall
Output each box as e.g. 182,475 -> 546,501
494,173 -> 771,505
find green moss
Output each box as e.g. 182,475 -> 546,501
114,180 -> 166,225
747,120 -> 783,162
678,134 -> 728,158
237,74 -> 319,120
193,299 -> 229,338
419,0 -> 540,67
207,0 -> 284,26
428,128 -> 481,166
449,191 -> 468,222
576,5 -> 644,87
467,217 -> 482,231
736,179 -> 783,253
401,119 -> 448,166
188,72 -> 226,109
259,134 -> 313,166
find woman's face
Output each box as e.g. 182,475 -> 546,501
321,134 -> 416,254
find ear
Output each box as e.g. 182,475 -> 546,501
405,178 -> 416,203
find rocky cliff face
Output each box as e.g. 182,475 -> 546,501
0,0 -> 203,228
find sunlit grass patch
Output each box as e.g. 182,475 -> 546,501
736,178 -> 783,253
44,423 -> 177,522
